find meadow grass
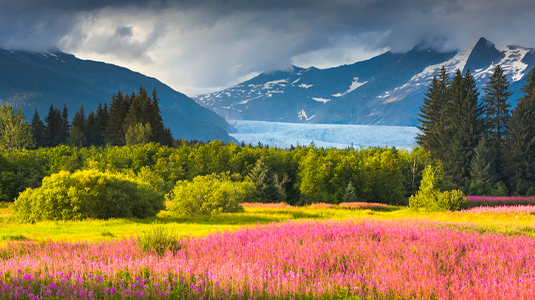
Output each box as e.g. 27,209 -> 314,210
3,203 -> 535,299
3,202 -> 535,245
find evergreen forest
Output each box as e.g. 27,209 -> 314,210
417,64 -> 535,196
2,65 -> 535,216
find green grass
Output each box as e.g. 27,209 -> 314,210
2,204 -> 535,245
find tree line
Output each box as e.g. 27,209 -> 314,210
0,141 -> 429,205
30,85 -> 174,149
417,64 -> 535,196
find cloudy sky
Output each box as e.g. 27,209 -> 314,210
1,0 -> 535,96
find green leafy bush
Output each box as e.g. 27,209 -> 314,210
166,173 -> 251,216
409,165 -> 466,211
137,226 -> 182,257
437,189 -> 467,211
12,170 -> 165,222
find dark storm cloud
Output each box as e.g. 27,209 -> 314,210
1,0 -> 535,94
4,0 -> 535,51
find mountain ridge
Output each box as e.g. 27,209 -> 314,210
0,48 -> 235,142
195,37 -> 535,126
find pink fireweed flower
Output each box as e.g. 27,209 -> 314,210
462,205 -> 535,214
2,219 -> 535,299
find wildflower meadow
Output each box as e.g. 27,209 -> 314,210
3,217 -> 535,299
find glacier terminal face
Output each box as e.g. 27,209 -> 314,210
229,120 -> 419,150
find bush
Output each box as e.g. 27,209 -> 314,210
437,189 -> 466,211
409,165 -> 466,212
12,170 -> 165,222
137,226 -> 182,257
166,173 -> 251,216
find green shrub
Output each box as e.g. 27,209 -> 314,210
12,170 -> 165,222
166,173 -> 251,216
410,165 -> 466,212
437,189 -> 466,211
137,226 -> 182,257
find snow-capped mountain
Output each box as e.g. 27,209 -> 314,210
195,38 -> 535,126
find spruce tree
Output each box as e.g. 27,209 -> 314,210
69,105 -> 87,147
86,111 -> 99,146
61,105 -> 70,145
44,105 -> 64,147
417,74 -> 441,153
482,65 -> 512,180
504,99 -> 534,193
31,109 -> 46,149
71,105 -> 87,135
442,68 -> 484,188
468,137 -> 497,195
95,102 -> 109,146
248,158 -> 285,203
105,91 -> 128,146
150,88 -> 173,146
342,182 -> 358,202
503,66 -> 535,194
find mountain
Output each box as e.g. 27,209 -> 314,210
195,37 -> 535,126
0,48 -> 234,142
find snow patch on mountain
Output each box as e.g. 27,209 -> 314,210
264,79 -> 288,88
332,77 -> 368,97
298,110 -> 315,121
475,46 -> 530,82
298,83 -> 314,89
312,97 -> 330,103
229,120 -> 419,149
376,51 -> 470,104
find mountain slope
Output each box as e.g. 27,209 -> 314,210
0,49 -> 234,142
195,37 -> 535,126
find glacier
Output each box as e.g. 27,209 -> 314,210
229,120 -> 419,149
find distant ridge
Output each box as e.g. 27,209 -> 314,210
0,49 -> 235,142
195,37 -> 535,126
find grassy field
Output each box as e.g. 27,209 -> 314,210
3,202 -> 535,244
3,202 -> 535,299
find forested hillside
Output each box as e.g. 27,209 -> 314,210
417,64 -> 535,196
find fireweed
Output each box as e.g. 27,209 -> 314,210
467,196 -> 535,201
2,219 -> 535,299
465,195 -> 535,208
463,205 -> 535,214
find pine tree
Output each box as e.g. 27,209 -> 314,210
31,109 -> 46,149
416,66 -> 449,158
69,105 -> 87,147
442,68 -> 484,188
95,102 -> 109,146
342,182 -> 358,202
122,86 -> 173,146
468,137 -> 497,195
150,88 -> 173,145
86,111 -> 99,146
105,91 -> 129,146
61,105 -> 70,145
248,158 -> 285,203
481,65 -> 512,180
503,66 -> 535,194
417,75 -> 441,152
504,99 -> 534,193
71,105 -> 87,135
44,105 -> 64,147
